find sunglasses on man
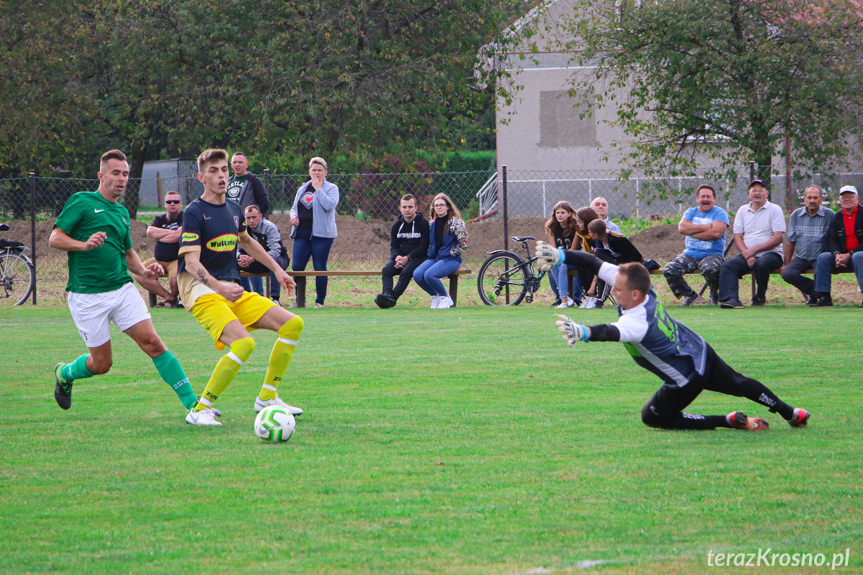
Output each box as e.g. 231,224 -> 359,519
165,199 -> 181,204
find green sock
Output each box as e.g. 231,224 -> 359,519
61,354 -> 93,383
152,350 -> 197,410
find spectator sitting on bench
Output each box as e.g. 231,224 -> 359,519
545,200 -> 581,309
718,179 -> 785,309
663,184 -> 729,306
133,190 -> 183,308
587,218 -> 644,306
238,204 -> 290,305
811,185 -> 863,307
590,196 -> 621,234
571,207 -> 600,308
589,219 -> 643,265
781,185 -> 834,305
375,193 -> 429,309
413,193 -> 468,309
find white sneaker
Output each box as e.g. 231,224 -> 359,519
437,295 -> 454,309
556,297 -> 575,309
185,408 -> 222,426
431,295 -> 441,309
580,296 -> 597,309
254,395 -> 304,416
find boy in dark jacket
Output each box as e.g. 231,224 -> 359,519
375,194 -> 430,308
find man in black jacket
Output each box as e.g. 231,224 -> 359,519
811,185 -> 863,307
227,152 -> 270,215
375,194 -> 430,308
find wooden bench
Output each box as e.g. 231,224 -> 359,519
243,268 -> 472,308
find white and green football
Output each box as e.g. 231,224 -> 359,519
254,405 -> 296,443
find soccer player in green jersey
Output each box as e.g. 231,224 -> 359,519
49,150 -> 199,418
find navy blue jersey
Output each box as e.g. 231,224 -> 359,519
178,198 -> 246,283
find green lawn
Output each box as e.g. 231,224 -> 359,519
0,306 -> 860,574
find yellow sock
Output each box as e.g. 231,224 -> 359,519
195,337 -> 256,412
259,316 -> 304,401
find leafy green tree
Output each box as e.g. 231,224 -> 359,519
554,0 -> 863,198
1,0 -> 520,214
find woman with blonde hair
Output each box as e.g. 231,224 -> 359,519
413,193 -> 468,309
544,201 -> 582,308
289,157 -> 339,308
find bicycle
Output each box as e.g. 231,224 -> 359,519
476,236 -> 547,306
0,223 -> 36,306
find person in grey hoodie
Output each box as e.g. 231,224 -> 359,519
290,157 -> 339,308
375,194 -> 430,308
238,204 -> 290,303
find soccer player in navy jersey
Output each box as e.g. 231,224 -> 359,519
178,149 -> 304,426
536,241 -> 810,431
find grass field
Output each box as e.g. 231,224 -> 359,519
1,305 -> 861,574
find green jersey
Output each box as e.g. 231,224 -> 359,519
54,191 -> 133,293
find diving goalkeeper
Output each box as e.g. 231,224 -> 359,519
536,241 -> 810,431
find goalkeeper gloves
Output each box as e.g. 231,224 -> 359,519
535,240 -> 564,271
555,314 -> 590,346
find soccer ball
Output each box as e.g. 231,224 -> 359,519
254,406 -> 296,443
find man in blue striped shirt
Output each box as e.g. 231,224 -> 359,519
781,185 -> 834,304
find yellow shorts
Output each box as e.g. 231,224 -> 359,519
190,291 -> 276,349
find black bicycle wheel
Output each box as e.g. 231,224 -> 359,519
0,252 -> 35,306
477,252 -> 528,306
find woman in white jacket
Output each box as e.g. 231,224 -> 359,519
290,157 -> 340,308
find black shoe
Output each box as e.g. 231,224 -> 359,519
720,299 -> 744,309
810,293 -> 833,307
805,292 -> 816,305
680,292 -> 699,307
375,294 -> 397,309
751,297 -> 766,307
54,362 -> 73,410
550,298 -> 562,307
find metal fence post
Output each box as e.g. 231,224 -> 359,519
29,171 -> 37,305
502,165 -> 508,252
264,168 -> 270,213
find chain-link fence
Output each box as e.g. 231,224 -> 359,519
3,165 -> 861,305
493,166 -> 863,220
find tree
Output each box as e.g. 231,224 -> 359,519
554,0 -> 863,198
0,0 -> 522,200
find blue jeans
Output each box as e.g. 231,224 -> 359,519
548,265 -> 582,300
551,265 -> 581,300
240,255 -> 289,299
814,251 -> 863,293
292,234 -> 334,305
413,258 -> 461,296
240,275 -> 265,296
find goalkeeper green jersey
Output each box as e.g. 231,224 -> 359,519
54,191 -> 133,294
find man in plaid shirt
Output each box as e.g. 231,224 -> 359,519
780,185 -> 834,304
